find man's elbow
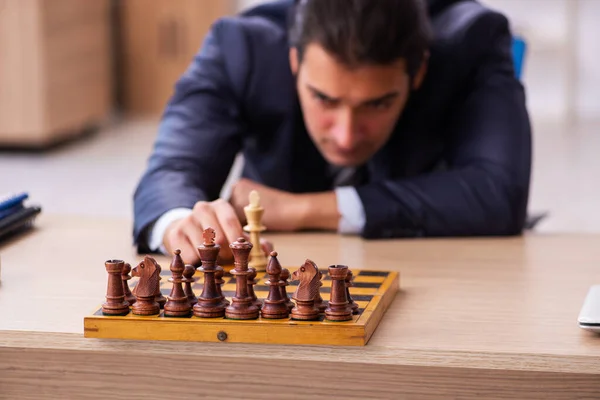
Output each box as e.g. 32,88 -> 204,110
474,175 -> 530,237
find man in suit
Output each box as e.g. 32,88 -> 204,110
133,0 -> 532,265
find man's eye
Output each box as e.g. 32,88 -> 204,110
367,100 -> 392,110
313,93 -> 336,107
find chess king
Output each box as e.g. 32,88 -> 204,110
243,191 -> 268,271
133,0 -> 532,266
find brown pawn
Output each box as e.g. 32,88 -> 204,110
247,267 -> 263,310
131,256 -> 161,315
291,259 -> 321,321
164,249 -> 192,317
314,269 -> 327,313
261,251 -> 289,319
346,270 -> 359,315
154,264 -> 167,309
280,268 -> 295,312
194,228 -> 226,318
102,259 -> 130,316
325,265 -> 353,321
121,262 -> 136,306
225,237 -> 259,320
183,265 -> 197,306
215,266 -> 230,307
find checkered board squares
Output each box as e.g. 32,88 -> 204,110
84,267 -> 399,346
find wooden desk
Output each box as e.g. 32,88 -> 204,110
0,214 -> 599,399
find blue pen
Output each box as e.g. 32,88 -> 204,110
0,192 -> 29,212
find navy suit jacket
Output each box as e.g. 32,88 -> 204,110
133,0 -> 531,251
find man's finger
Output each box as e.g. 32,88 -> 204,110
212,199 -> 245,246
178,237 -> 201,266
180,216 -> 205,259
192,201 -> 233,261
165,223 -> 200,265
260,238 -> 274,255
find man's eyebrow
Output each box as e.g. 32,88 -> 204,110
306,84 -> 399,104
361,92 -> 400,105
306,84 -> 338,101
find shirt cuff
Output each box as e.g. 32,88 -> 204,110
334,186 -> 366,235
149,208 -> 193,254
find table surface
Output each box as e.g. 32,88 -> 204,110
1,214 -> 599,398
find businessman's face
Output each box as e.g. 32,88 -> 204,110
291,44 -> 425,167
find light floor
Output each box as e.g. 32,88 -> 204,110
1,117 -> 599,234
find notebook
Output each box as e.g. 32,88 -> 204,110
0,192 -> 42,242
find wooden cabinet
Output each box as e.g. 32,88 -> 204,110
0,0 -> 113,148
117,0 -> 236,116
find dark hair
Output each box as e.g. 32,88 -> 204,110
288,0 -> 433,77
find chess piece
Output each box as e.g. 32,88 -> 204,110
243,190 -> 268,271
164,250 -> 192,317
261,251 -> 289,319
325,265 -> 353,321
121,262 -> 136,306
346,270 -> 359,315
291,259 -> 321,321
131,256 -> 161,315
225,237 -> 259,320
314,269 -> 327,313
194,228 -> 227,318
247,267 -> 263,310
183,265 -> 197,306
102,259 -> 130,316
154,264 -> 167,309
215,266 -> 230,307
280,268 -> 294,312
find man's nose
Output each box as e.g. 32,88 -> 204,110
331,109 -> 357,150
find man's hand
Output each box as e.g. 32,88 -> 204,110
230,178 -> 303,231
162,199 -> 271,265
230,178 -> 340,232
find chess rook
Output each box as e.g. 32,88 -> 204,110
325,265 -> 353,321
280,268 -> 295,312
164,250 -> 192,317
261,251 -> 289,319
183,265 -> 197,306
346,270 -> 359,315
102,259 -> 130,316
291,260 -> 321,321
225,237 -> 259,320
243,190 -> 267,271
194,228 -> 226,318
121,262 -> 136,306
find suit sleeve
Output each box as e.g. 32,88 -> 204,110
356,14 -> 532,239
133,19 -> 249,251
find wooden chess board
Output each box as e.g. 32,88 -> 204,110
84,266 -> 399,346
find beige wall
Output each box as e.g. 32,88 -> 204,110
483,0 -> 600,123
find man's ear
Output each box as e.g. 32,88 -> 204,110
289,47 -> 299,75
412,51 -> 429,90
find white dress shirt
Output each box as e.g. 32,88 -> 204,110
149,166 -> 366,253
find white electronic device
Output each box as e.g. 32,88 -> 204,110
578,285 -> 600,333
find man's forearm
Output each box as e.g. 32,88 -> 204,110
355,166 -> 529,239
296,191 -> 340,231
230,179 -> 366,234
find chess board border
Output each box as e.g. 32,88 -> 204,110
83,268 -> 399,346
